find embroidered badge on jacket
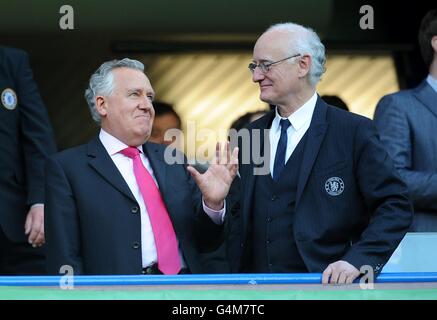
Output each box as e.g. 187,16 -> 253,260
325,177 -> 344,196
1,88 -> 18,110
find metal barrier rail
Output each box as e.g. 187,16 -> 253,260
1,272 -> 437,286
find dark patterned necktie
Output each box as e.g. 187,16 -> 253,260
273,119 -> 291,181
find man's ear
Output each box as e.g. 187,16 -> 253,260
431,35 -> 437,53
297,55 -> 311,79
95,95 -> 107,117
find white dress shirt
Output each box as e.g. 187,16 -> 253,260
426,74 -> 437,94
99,129 -> 224,269
269,92 -> 317,177
99,130 -> 160,268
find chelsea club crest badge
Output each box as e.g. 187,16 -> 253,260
325,177 -> 344,196
1,88 -> 18,110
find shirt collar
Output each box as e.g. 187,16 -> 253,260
272,91 -> 317,132
426,74 -> 437,94
99,129 -> 144,156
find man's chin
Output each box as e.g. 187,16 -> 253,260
259,92 -> 273,104
132,135 -> 149,146
134,127 -> 152,142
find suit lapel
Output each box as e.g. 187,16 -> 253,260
144,143 -> 184,234
86,136 -> 136,202
414,80 -> 437,119
295,97 -> 328,207
143,143 -> 168,196
242,111 -> 275,235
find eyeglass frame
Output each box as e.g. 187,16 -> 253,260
248,53 -> 302,74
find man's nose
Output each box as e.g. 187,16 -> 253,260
252,67 -> 265,82
139,97 -> 153,109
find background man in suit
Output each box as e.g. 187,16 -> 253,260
45,58 -> 237,275
374,10 -> 437,232
0,46 -> 57,274
321,95 -> 349,112
149,101 -> 182,146
225,23 -> 412,284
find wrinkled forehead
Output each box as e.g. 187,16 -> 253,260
112,67 -> 154,92
253,30 -> 294,61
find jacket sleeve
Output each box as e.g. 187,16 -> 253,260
342,117 -> 413,274
182,160 -> 224,253
15,50 -> 57,205
45,156 -> 83,275
374,95 -> 437,211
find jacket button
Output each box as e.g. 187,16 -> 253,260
266,239 -> 271,244
271,195 -> 276,201
132,242 -> 140,249
131,206 -> 139,214
240,243 -> 244,248
267,217 -> 272,222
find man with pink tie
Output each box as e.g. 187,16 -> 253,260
44,58 -> 238,275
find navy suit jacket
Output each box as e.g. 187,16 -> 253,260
0,46 -> 56,242
45,137 -> 222,275
374,80 -> 437,231
226,97 -> 412,274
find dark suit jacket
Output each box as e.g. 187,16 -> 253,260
226,97 -> 412,274
0,46 -> 56,242
45,137 -> 223,275
374,80 -> 437,231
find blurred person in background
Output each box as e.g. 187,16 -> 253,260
374,9 -> 437,231
321,95 -> 349,112
149,101 -> 182,147
0,46 -> 57,275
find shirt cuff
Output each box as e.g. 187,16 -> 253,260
31,203 -> 44,208
202,198 -> 226,225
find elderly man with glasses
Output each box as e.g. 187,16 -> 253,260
223,22 -> 412,284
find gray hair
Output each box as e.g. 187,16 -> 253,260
84,58 -> 145,124
266,23 -> 326,86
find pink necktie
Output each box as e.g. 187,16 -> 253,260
120,146 -> 181,275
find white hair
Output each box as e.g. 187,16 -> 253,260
84,58 -> 145,124
266,22 -> 326,86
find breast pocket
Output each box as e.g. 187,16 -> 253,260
0,102 -> 18,119
320,160 -> 348,175
318,160 -> 348,197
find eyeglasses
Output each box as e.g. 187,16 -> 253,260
248,53 -> 301,74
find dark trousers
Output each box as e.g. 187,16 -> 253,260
200,243 -> 230,273
0,226 -> 46,275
